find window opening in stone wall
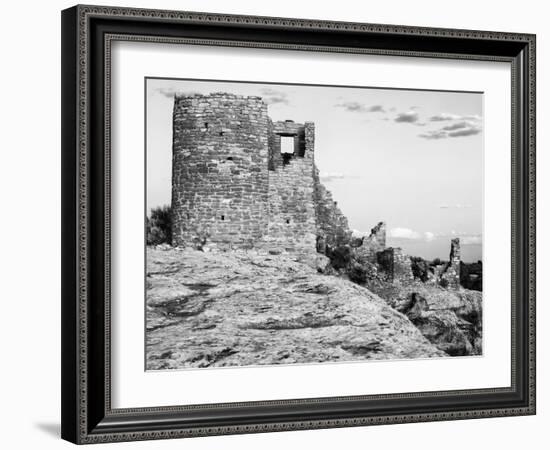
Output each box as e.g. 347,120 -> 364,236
221,215 -> 225,221
204,122 -> 208,129
281,136 -> 295,166
280,136 -> 294,155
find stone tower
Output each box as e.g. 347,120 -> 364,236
170,92 -> 350,255
440,238 -> 461,288
265,119 -> 317,253
171,93 -> 269,249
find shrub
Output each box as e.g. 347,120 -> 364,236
410,256 -> 429,282
146,205 -> 172,245
326,245 -> 352,270
348,262 -> 367,284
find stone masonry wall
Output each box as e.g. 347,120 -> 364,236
171,93 -> 354,255
169,93 -> 463,292
355,222 -> 386,263
171,93 -> 269,249
440,238 -> 461,288
264,121 -> 317,253
312,166 -> 351,252
377,247 -> 414,283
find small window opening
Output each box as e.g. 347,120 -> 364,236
286,219 -> 290,224
204,122 -> 209,129
221,215 -> 225,221
280,136 -> 294,155
219,131 -> 224,136
226,157 -> 234,161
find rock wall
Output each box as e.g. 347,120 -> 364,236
171,93 -> 270,249
265,120 -> 317,253
440,238 -> 461,288
171,95 -> 334,254
312,166 -> 351,252
355,222 -> 386,263
377,247 -> 414,283
416,239 -> 462,289
169,93 -> 402,261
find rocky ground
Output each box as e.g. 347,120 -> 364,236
365,282 -> 482,356
146,246 -> 446,370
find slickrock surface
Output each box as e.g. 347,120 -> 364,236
366,282 -> 483,356
146,247 -> 445,370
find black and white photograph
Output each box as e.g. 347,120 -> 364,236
0,0 -> 543,447
145,78 -> 484,370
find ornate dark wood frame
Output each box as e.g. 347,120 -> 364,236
61,4 -> 536,444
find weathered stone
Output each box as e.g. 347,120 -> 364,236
376,247 -> 414,283
366,281 -> 482,356
171,93 -> 270,250
170,93 -> 347,255
401,293 -> 429,320
161,92 -> 481,364
146,247 -> 445,369
314,254 -> 331,273
313,167 -> 351,249
354,222 -> 386,263
440,238 -> 461,289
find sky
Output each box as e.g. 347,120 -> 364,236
146,78 -> 483,262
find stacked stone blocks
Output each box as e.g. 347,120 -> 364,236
171,94 -> 331,254
439,238 -> 461,288
169,92 -> 462,289
377,247 -> 414,283
265,120 -> 317,253
171,93 -> 270,249
356,222 -> 386,263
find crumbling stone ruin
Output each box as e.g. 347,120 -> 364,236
354,222 -> 386,263
377,247 -> 415,283
171,92 -> 348,255
437,238 -> 461,288
170,92 -> 463,288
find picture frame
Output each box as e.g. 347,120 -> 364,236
61,4 -> 536,444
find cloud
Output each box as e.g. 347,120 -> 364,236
439,204 -> 473,209
394,111 -> 419,123
367,105 -> 385,112
424,231 -> 435,242
388,227 -> 421,240
335,102 -> 386,113
418,130 -> 448,140
155,88 -> 201,98
429,113 -> 481,122
461,235 -> 482,245
429,113 -> 460,122
448,127 -> 482,137
388,228 -> 438,242
319,172 -> 346,182
259,88 -> 289,105
419,120 -> 482,140
441,121 -> 474,131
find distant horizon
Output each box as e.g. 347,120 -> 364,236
146,78 -> 483,262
